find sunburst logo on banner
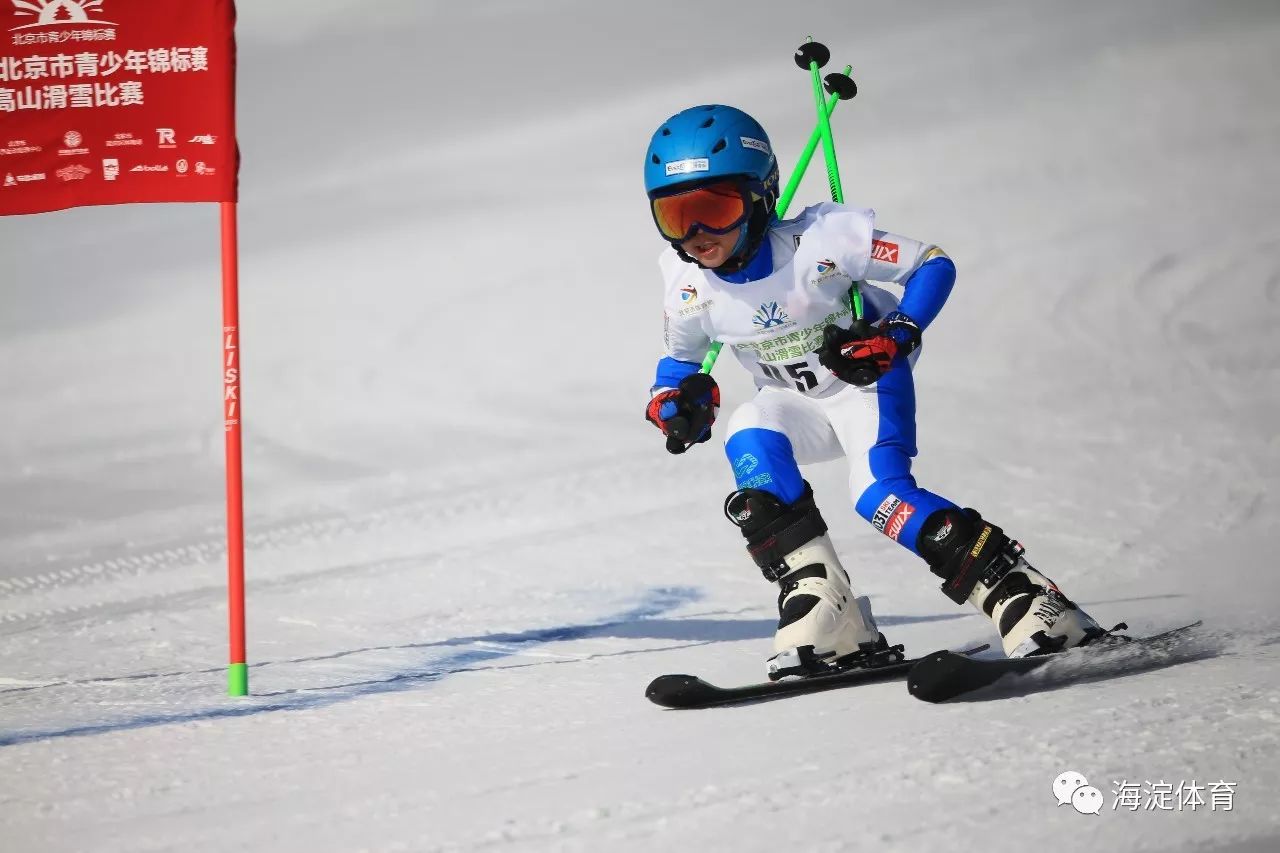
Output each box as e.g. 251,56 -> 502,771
11,0 -> 114,29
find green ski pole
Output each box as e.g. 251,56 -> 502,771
697,60 -> 857,374
799,38 -> 845,204
777,66 -> 850,221
798,38 -> 864,321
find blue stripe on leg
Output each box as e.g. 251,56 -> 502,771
725,428 -> 805,505
853,359 -> 958,555
856,479 -> 955,556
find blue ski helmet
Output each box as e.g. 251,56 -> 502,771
644,105 -> 780,270
644,104 -> 779,205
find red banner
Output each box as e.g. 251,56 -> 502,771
0,0 -> 236,215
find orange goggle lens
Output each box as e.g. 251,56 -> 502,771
651,181 -> 750,242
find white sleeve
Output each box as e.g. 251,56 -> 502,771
863,229 -> 946,284
801,202 -> 944,284
658,249 -> 713,364
802,202 -> 876,280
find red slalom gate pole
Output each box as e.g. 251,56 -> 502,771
221,200 -> 248,697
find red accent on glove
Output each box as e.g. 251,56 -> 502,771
838,334 -> 899,377
703,382 -> 722,412
646,388 -> 682,434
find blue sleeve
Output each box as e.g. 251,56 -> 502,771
652,357 -> 701,391
896,256 -> 956,331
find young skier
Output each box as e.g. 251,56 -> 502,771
643,104 -> 1105,679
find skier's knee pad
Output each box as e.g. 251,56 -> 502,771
916,507 -> 1011,604
724,482 -> 827,582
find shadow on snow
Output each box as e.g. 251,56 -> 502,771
0,591 -> 1192,746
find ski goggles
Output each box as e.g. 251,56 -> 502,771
650,179 -> 757,243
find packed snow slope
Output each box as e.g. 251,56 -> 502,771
2,1 -> 1279,851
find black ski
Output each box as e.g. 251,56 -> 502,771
906,621 -> 1204,703
646,646 -> 986,709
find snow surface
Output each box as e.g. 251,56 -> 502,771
3,0 -> 1280,850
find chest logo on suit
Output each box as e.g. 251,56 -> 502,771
752,301 -> 791,330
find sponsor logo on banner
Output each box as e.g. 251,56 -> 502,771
55,162 -> 90,181
9,0 -> 116,31
752,301 -> 790,330
664,158 -> 709,177
2,139 -> 42,155
872,239 -> 900,264
156,128 -> 176,147
872,495 -> 902,533
188,134 -> 216,145
101,157 -> 118,180
129,163 -> 167,172
58,130 -> 87,156
194,160 -> 215,175
2,170 -> 45,185
739,136 -> 771,155
105,132 -> 142,147
885,501 -> 915,541
175,158 -> 188,174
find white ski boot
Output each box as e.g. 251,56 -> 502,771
919,508 -> 1105,657
725,484 -> 895,680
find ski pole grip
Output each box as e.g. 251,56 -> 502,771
663,372 -> 717,455
665,418 -> 691,455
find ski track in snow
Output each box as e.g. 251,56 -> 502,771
3,1 -> 1280,851
0,449 -> 682,628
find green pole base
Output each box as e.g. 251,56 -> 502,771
227,662 -> 249,696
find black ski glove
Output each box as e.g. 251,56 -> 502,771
818,312 -> 921,386
646,372 -> 721,455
